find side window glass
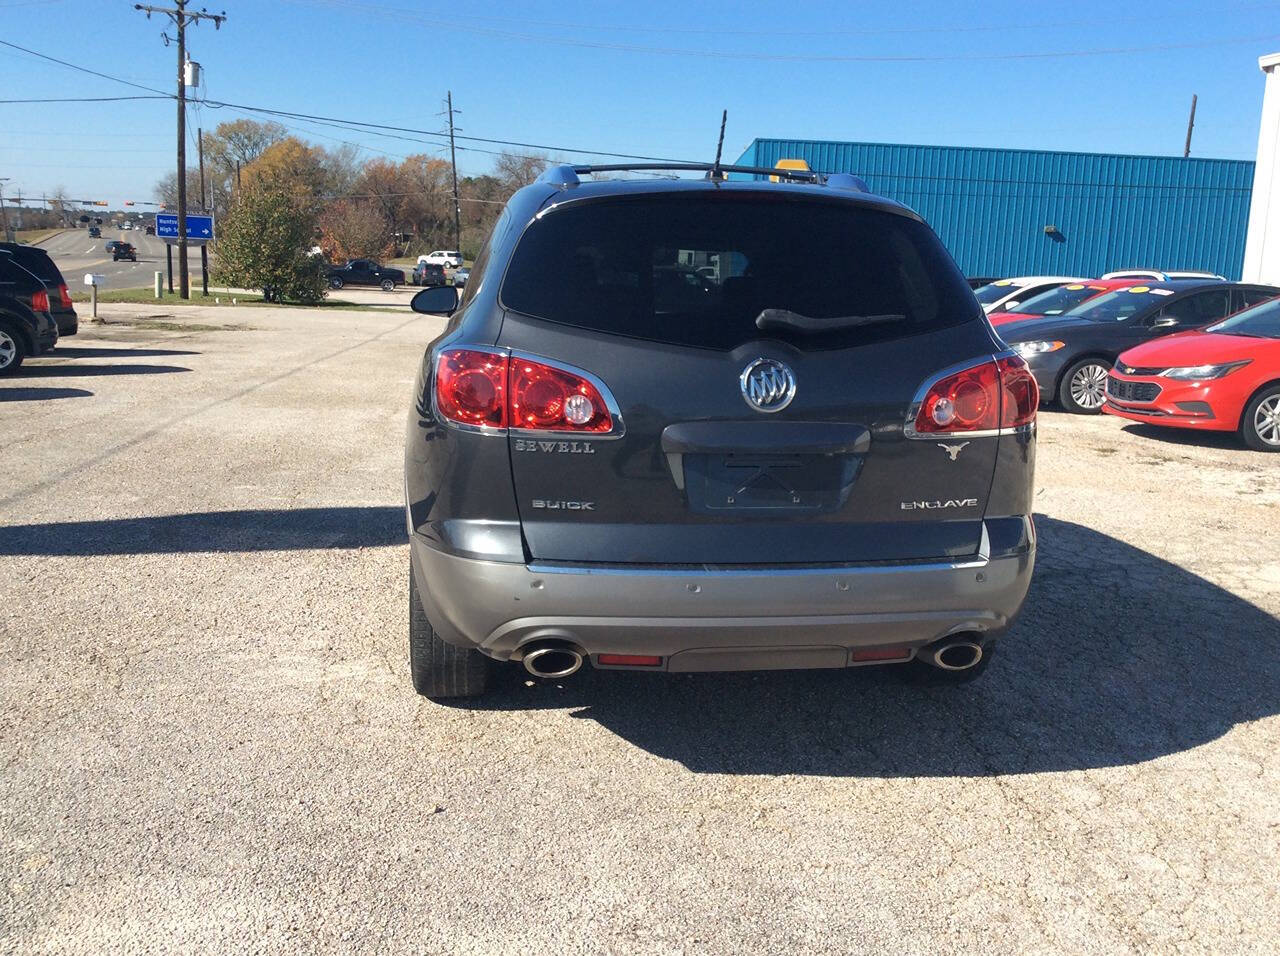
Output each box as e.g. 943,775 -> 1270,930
1158,291 -> 1229,326
1244,289 -> 1278,308
460,210 -> 509,308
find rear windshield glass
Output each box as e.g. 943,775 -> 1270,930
500,197 -> 976,351
2,248 -> 62,285
1010,283 -> 1107,316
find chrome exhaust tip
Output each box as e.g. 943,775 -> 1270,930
926,638 -> 984,671
521,644 -> 584,679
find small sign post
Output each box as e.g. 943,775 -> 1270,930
84,273 -> 106,321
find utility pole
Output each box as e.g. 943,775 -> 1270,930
1184,93 -> 1198,158
446,91 -> 462,252
0,179 -> 13,243
198,125 -> 209,296
134,2 -> 226,299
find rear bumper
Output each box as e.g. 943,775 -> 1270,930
410,520 -> 1035,672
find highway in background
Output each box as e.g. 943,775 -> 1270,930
34,229 -> 209,291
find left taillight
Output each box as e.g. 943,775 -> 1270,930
435,348 -> 508,429
433,348 -> 615,434
912,354 -> 1038,435
58,283 -> 72,309
509,356 -> 612,433
31,290 -> 49,313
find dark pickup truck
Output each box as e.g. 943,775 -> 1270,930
325,259 -> 406,292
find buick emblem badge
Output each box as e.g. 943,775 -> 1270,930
740,358 -> 796,413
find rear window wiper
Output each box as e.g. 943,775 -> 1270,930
754,308 -> 904,335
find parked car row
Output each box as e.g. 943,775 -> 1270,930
0,241 -> 78,374
970,272 -> 1280,449
322,255 -> 468,291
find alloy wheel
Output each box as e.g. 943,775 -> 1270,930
0,330 -> 16,370
1070,363 -> 1108,410
1255,395 -> 1280,447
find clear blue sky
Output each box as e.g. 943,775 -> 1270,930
2,0 -> 1279,207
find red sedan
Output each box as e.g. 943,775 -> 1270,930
1103,294 -> 1280,450
989,278 -> 1148,329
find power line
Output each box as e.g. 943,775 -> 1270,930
0,39 -> 169,94
0,95 -> 172,103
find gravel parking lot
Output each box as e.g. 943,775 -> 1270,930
2,303 -> 1278,953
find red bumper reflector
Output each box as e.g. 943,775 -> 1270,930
850,647 -> 912,662
597,654 -> 662,667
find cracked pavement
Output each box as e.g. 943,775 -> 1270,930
2,304 -> 1278,953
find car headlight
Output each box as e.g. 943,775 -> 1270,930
1161,360 -> 1251,380
1012,340 -> 1065,357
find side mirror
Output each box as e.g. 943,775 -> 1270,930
1002,300 -> 1020,311
1150,315 -> 1178,329
411,285 -> 459,315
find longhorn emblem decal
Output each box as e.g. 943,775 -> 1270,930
740,358 -> 796,413
937,442 -> 970,461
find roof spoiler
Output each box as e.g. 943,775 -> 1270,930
536,163 -> 868,192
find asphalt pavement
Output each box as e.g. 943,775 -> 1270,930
34,228 -> 209,290
2,302 -> 1278,952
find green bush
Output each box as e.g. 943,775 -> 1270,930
214,178 -> 327,304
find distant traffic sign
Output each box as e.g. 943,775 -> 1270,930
155,212 -> 214,243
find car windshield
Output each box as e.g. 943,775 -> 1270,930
1066,287 -> 1170,322
1206,296 -> 1280,338
973,282 -> 1020,305
1011,283 -> 1107,316
501,196 -> 977,351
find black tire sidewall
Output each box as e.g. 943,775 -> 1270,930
381,279 -> 394,292
1241,385 -> 1280,452
1058,358 -> 1110,414
329,277 -> 343,289
0,324 -> 27,375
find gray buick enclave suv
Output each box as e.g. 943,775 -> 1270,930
404,163 -> 1037,699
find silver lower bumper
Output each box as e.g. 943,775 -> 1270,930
410,526 -> 1034,672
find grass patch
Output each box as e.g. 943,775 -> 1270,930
12,228 -> 62,245
70,288 -> 395,312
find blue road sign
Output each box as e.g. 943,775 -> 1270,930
155,212 -> 214,242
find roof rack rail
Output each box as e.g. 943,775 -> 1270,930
536,162 -> 870,192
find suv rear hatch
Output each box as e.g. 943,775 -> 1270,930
493,192 -> 1004,565
0,243 -> 75,327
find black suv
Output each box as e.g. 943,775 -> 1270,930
412,261 -> 447,287
0,242 -> 78,337
112,242 -> 138,262
404,163 -> 1039,698
0,251 -> 59,373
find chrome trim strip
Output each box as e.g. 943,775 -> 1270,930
526,556 -> 992,578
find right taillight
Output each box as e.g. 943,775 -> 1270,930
912,355 -> 1037,435
31,290 -> 50,313
509,356 -> 612,433
996,354 -> 1039,427
435,348 -> 508,429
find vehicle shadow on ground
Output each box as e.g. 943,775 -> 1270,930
450,516 -> 1280,777
11,363 -> 191,378
0,506 -> 405,554
50,346 -> 201,359
1120,423 -> 1244,451
0,386 -> 93,402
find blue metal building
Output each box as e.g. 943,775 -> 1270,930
736,138 -> 1256,280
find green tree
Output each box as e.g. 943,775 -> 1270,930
214,176 -> 325,304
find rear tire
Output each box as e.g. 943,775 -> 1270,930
409,565 -> 488,699
1240,385 -> 1280,452
0,323 -> 27,375
1058,358 -> 1111,414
